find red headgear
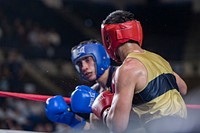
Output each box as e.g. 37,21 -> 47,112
101,20 -> 143,62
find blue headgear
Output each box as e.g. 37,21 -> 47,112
71,42 -> 110,80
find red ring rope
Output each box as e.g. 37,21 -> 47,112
186,104 -> 200,109
0,91 -> 199,109
0,90 -> 71,104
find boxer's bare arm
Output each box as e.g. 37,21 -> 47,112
106,59 -> 144,133
174,72 -> 187,95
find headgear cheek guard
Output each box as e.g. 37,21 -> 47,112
101,20 -> 143,62
71,43 -> 110,80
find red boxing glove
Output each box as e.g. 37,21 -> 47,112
92,91 -> 114,119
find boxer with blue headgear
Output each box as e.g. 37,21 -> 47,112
71,39 -> 110,80
70,39 -> 116,113
45,39 -> 117,132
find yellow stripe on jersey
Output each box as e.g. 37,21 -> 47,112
126,50 -> 187,124
133,89 -> 187,124
127,50 -> 173,86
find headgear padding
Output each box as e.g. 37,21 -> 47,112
71,43 -> 110,79
101,20 -> 143,62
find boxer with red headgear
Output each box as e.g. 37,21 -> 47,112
101,19 -> 143,62
92,10 -> 188,133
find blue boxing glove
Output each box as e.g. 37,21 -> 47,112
45,95 -> 85,129
71,85 -> 99,113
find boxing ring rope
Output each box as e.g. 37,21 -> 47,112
0,90 -> 199,109
0,91 -> 71,104
186,104 -> 200,109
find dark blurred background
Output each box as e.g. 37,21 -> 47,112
0,0 -> 200,132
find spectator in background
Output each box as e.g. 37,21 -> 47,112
2,49 -> 24,92
46,28 -> 61,47
0,49 -> 28,93
46,28 -> 61,58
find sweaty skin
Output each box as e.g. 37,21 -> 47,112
77,56 -> 97,81
107,57 -> 147,133
173,72 -> 187,95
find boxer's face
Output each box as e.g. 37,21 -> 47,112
76,56 -> 96,81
